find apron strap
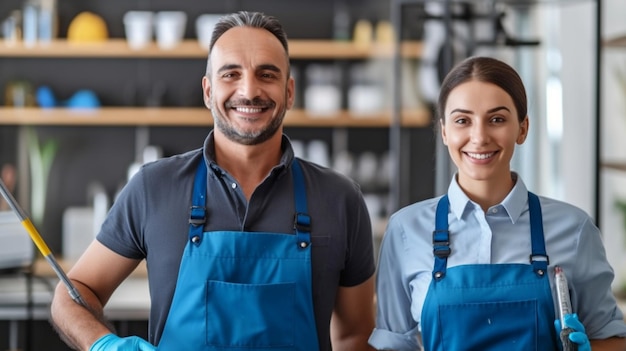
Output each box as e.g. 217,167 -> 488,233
189,158 -> 208,245
432,192 -> 549,279
188,157 -> 312,249
433,195 -> 451,280
291,159 -> 312,249
528,192 -> 549,276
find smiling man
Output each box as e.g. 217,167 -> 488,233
51,11 -> 376,351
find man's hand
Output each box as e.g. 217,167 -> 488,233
89,333 -> 157,351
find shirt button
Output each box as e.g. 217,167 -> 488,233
231,183 -> 237,189
490,208 -> 498,214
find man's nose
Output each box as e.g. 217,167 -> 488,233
237,75 -> 262,99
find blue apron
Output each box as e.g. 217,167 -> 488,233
158,159 -> 320,351
421,192 -> 558,351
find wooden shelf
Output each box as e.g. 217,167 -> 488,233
0,39 -> 423,59
604,35 -> 626,48
602,162 -> 626,172
0,107 -> 431,128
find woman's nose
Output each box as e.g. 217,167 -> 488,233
470,124 -> 489,144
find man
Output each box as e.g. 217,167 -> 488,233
51,11 -> 376,351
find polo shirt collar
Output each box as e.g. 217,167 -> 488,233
201,131 -> 294,175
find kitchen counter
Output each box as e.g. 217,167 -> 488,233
0,268 -> 150,321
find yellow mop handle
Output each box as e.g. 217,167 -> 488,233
0,178 -> 87,306
20,217 -> 51,256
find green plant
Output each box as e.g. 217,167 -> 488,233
26,127 -> 58,227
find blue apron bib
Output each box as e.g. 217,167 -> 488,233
421,192 -> 558,351
158,159 -> 320,351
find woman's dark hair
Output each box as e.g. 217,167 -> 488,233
205,11 -> 289,75
437,56 -> 527,123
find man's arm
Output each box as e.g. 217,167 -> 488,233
50,240 -> 141,350
331,275 -> 376,351
590,336 -> 626,351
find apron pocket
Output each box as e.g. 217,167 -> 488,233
439,299 -> 538,351
206,280 -> 296,348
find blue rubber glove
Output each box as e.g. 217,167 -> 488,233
554,313 -> 591,351
89,333 -> 156,351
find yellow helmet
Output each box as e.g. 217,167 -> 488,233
67,11 -> 109,42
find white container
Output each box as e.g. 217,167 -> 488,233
22,1 -> 39,47
155,11 -> 187,50
348,84 -> 384,117
196,13 -> 223,51
304,64 -> 342,117
123,11 -> 153,50
304,85 -> 341,117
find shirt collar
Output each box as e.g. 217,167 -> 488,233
447,172 -> 529,223
202,130 -> 295,174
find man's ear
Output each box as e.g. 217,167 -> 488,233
202,76 -> 211,109
286,75 -> 295,110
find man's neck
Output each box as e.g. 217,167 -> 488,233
213,132 -> 283,199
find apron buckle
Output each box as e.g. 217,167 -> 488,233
294,212 -> 311,232
433,246 -> 451,258
433,231 -> 451,259
189,205 -> 206,226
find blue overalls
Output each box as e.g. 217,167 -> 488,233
157,159 -> 320,350
420,192 -> 559,351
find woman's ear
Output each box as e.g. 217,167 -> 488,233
517,116 -> 529,144
440,119 -> 448,145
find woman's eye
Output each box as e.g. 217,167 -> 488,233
454,117 -> 468,125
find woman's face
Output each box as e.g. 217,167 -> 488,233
441,80 -> 529,187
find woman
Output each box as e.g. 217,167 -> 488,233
369,56 -> 626,351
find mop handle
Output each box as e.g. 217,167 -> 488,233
0,178 -> 87,307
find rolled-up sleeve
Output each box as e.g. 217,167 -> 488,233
369,216 -> 422,350
572,218 -> 626,339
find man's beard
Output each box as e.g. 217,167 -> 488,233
211,96 -> 286,146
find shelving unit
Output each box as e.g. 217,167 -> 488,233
599,0 -> 626,295
0,107 -> 430,127
600,32 -> 626,179
0,39 -> 429,128
0,34 -> 433,256
0,39 -> 423,59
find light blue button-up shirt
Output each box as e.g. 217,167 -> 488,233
369,173 -> 626,350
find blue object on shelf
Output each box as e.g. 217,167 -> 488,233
35,85 -> 101,109
36,85 -> 57,108
66,89 -> 101,108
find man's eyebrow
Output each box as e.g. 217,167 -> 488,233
217,64 -> 242,74
216,63 -> 283,75
258,64 -> 282,73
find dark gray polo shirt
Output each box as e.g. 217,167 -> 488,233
97,131 -> 375,350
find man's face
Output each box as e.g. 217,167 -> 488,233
202,26 -> 294,145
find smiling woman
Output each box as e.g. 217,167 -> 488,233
369,56 -> 626,351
